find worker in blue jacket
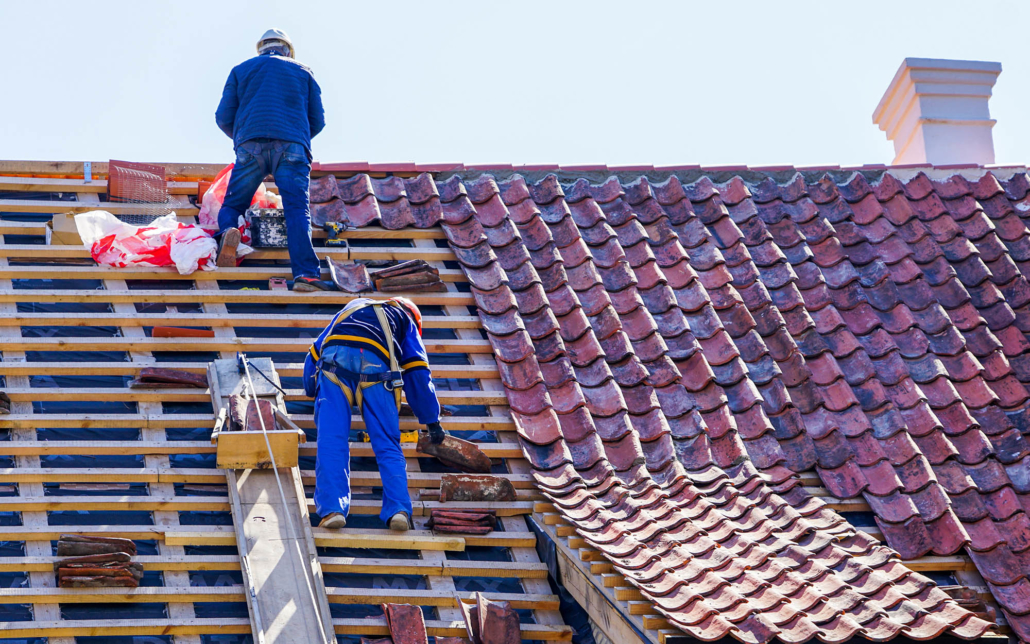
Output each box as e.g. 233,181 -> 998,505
214,29 -> 327,292
303,297 -> 445,531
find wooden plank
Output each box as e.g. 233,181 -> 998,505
0,439 -> 219,454
0,287 -> 474,306
0,243 -> 457,262
329,557 -> 547,578
326,589 -> 558,610
0,161 -> 402,182
0,467 -> 536,489
0,496 -> 534,518
0,617 -> 573,640
0,221 -> 47,235
803,486 -> 872,512
0,586 -> 555,609
0,174 -> 172,193
218,430 -> 303,469
890,556 -> 977,572
0,160 -> 435,182
0,160 -> 229,179
0,523 -> 533,548
169,528 -> 470,550
0,312 -> 482,329
0,555 -> 548,578
0,495 -> 234,512
0,617 -> 256,638
0,413 -> 515,432
0,336 -> 491,354
0,386 -> 505,406
0,360 -> 497,381
0,217 -> 445,239
0,263 -> 467,282
0,198 -> 197,215
0,439 -> 526,460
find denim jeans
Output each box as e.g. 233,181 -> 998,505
217,138 -> 321,279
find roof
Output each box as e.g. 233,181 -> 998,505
0,185 -> 571,641
0,159 -> 1022,643
304,165 -> 1030,642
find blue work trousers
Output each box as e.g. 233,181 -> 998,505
217,138 -> 321,279
313,346 -> 412,524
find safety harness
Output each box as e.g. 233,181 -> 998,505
314,301 -> 405,411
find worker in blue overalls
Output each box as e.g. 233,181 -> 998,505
303,297 -> 445,531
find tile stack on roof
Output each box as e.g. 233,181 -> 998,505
308,168 -> 1023,642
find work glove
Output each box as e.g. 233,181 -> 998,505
427,422 -> 446,444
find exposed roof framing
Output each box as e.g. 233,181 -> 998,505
0,174 -> 572,642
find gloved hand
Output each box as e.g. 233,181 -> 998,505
427,422 -> 446,444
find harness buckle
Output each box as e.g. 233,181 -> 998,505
384,372 -> 404,391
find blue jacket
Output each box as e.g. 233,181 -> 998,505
303,300 -> 441,426
215,52 -> 326,151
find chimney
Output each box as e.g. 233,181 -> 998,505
872,58 -> 1002,165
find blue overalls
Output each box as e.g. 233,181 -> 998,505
303,299 -> 441,524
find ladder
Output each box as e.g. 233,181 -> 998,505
207,357 -> 335,644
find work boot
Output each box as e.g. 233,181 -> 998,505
292,276 -> 331,292
319,512 -> 346,530
388,512 -> 410,532
216,227 -> 240,267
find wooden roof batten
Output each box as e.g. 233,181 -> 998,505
0,176 -> 572,643
0,163 -> 1003,642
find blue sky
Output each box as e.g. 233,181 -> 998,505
2,0 -> 1027,167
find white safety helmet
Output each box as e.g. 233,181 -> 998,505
256,28 -> 294,58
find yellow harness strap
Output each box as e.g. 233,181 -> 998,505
373,303 -> 403,411
322,370 -> 354,407
313,300 -> 404,412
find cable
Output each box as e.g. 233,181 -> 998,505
239,355 -> 331,644
246,360 -> 289,397
238,354 -> 332,644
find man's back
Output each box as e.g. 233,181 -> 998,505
215,53 -> 325,151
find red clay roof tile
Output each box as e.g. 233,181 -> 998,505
304,168 -> 1028,641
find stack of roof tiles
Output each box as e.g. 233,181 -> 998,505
308,167 -> 1030,642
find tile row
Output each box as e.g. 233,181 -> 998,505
308,168 -> 1024,641
450,171 -> 997,642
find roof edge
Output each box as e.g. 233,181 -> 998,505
0,159 -> 1025,184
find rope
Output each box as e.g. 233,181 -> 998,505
238,354 -> 332,644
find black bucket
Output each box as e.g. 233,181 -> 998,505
248,208 -> 288,248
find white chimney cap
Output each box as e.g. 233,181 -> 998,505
872,58 -> 1002,166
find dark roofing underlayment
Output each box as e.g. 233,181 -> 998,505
306,167 -> 1030,643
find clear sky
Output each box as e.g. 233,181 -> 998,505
2,0 -> 1027,167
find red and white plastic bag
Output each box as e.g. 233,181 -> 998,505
197,164 -> 281,258
74,210 -> 217,275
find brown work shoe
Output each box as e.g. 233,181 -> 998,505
216,227 -> 240,267
319,512 -> 346,530
388,512 -> 410,532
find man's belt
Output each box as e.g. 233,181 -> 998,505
321,362 -> 404,389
